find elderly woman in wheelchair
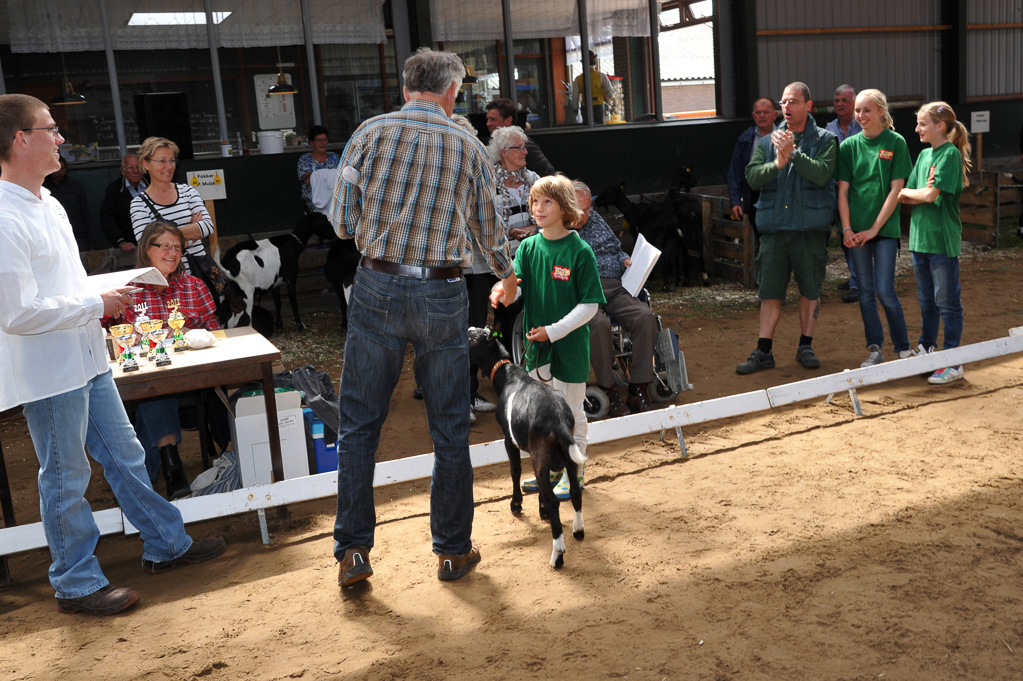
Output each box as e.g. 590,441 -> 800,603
509,180 -> 692,419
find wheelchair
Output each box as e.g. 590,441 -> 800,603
511,289 -> 694,420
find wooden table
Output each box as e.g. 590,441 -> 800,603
0,327 -> 283,586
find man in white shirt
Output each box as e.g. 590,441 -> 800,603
0,94 -> 224,616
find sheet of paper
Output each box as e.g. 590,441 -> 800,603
87,267 -> 168,291
621,233 -> 661,297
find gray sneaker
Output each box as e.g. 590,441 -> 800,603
795,344 -> 821,369
736,348 -> 775,374
860,344 -> 884,368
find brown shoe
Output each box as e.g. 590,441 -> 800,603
626,383 -> 653,413
143,536 -> 226,574
600,385 -> 631,418
437,544 -> 481,582
57,584 -> 140,616
338,546 -> 372,587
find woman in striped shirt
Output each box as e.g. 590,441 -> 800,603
130,137 -> 214,274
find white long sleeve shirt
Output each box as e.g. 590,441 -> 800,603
0,181 -> 108,411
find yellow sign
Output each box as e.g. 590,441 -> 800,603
185,170 -> 227,200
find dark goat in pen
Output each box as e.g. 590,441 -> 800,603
468,327 -> 585,568
218,212 -> 335,331
323,237 -> 361,329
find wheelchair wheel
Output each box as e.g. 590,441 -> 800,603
583,386 -> 609,420
511,310 -> 526,365
611,357 -> 631,388
649,371 -> 678,403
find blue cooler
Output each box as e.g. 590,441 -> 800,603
303,408 -> 338,473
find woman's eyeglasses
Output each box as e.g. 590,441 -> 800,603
151,243 -> 183,253
149,158 -> 177,166
506,145 -> 527,152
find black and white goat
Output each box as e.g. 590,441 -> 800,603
323,237 -> 361,329
218,212 -> 335,331
468,326 -> 585,568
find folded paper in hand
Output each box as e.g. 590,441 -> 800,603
621,233 -> 661,297
87,267 -> 168,291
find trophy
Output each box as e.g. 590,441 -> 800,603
148,324 -> 172,367
133,302 -> 150,358
167,299 -> 188,352
109,323 -> 140,372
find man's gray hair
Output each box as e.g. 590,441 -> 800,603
834,83 -> 855,97
572,179 -> 590,195
403,48 -> 465,96
487,125 -> 527,165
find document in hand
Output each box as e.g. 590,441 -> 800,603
621,233 -> 661,297
87,267 -> 168,291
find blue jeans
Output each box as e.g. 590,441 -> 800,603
912,251 -> 963,349
850,237 -> 909,352
21,370 -> 192,599
333,266 -> 472,558
133,398 -> 182,482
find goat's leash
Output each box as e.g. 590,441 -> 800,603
523,339 -> 554,383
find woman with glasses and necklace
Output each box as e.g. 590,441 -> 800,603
297,125 -> 340,214
109,221 -> 222,499
129,136 -> 214,274
482,125 -> 540,361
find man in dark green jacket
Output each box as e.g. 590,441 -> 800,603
737,81 -> 838,375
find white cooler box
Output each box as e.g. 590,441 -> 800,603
230,388 -> 308,486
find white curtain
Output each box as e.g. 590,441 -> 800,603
6,0 -> 387,53
431,0 -> 651,41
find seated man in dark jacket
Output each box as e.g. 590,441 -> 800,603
485,97 -> 556,177
100,154 -> 148,251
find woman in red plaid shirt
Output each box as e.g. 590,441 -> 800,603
113,221 -> 220,499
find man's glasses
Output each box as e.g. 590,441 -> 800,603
19,125 -> 60,138
778,99 -> 804,107
123,164 -> 140,171
151,243 -> 183,253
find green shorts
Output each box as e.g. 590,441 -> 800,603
755,230 -> 829,300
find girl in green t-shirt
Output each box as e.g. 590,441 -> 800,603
490,175 -> 605,498
837,88 -> 913,368
897,101 -> 973,385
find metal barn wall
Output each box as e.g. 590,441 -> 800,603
967,0 -> 1023,97
754,1 -> 942,103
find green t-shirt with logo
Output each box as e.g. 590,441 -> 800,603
836,128 -> 912,239
513,231 -> 605,383
906,142 -> 963,257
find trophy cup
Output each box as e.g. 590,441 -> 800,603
149,324 -> 172,367
109,323 -> 140,372
167,299 -> 188,352
133,303 -> 150,359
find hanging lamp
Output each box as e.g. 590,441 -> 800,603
52,53 -> 86,106
267,45 -> 298,96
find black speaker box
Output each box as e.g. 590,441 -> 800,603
134,92 -> 194,160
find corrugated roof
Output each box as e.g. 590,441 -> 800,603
658,22 -> 715,82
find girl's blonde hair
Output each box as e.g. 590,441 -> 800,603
855,88 -> 894,131
529,174 -> 583,228
918,101 -> 973,187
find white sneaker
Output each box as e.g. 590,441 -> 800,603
471,394 -> 497,413
928,365 -> 964,385
469,409 -> 477,424
860,344 -> 884,368
897,348 -> 915,359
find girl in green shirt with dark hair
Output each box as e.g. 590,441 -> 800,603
897,101 -> 973,385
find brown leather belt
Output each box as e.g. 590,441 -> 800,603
361,257 -> 461,280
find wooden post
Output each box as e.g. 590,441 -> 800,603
976,132 -> 983,174
205,199 -> 219,256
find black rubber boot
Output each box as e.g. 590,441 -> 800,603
159,444 -> 191,500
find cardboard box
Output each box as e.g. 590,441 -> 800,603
231,388 -> 308,486
303,408 -> 338,473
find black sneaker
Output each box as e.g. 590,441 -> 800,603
796,344 -> 821,369
842,288 -> 859,303
143,536 -> 226,574
736,348 -> 775,375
